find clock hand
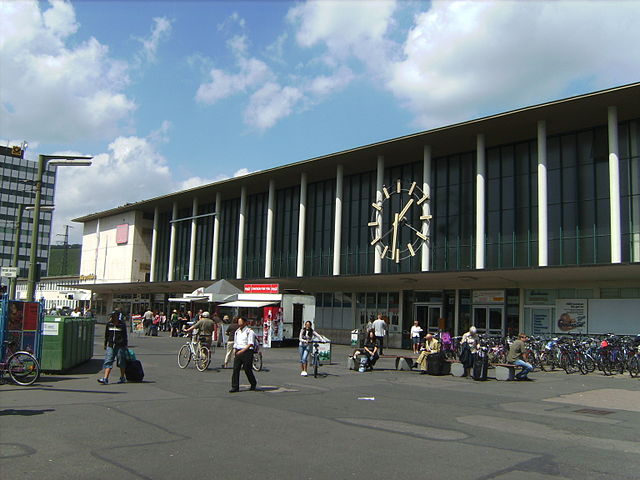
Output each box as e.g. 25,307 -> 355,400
391,213 -> 399,258
398,198 -> 414,222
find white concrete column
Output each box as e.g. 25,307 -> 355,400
236,186 -> 247,279
211,192 -> 221,279
333,164 -> 344,275
475,134 -> 486,269
265,180 -> 276,278
167,201 -> 178,281
608,106 -> 622,263
296,173 -> 307,277
188,197 -> 198,280
537,120 -> 548,267
149,206 -> 159,282
374,155 -> 384,274
422,146 -> 431,271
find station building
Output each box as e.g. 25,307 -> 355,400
74,84 -> 640,346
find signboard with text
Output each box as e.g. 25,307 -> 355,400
244,284 -> 279,294
555,299 -> 588,334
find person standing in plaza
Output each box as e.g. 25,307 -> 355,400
97,311 -> 128,385
229,317 -> 257,393
372,314 -> 387,355
507,333 -> 534,381
143,308 -> 154,336
223,316 -> 238,368
410,320 -> 423,353
298,320 -> 318,376
170,310 -> 180,337
460,326 -> 479,377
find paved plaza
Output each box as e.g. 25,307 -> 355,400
1,329 -> 639,480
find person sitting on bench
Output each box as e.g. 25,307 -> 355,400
507,333 -> 534,381
417,333 -> 440,374
351,330 -> 380,370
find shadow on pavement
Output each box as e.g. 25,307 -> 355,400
0,408 -> 55,416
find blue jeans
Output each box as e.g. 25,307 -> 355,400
514,359 -> 533,378
103,346 -> 126,369
299,344 -> 311,364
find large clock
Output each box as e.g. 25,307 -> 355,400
369,179 -> 431,262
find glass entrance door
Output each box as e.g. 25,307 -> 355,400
414,304 -> 442,333
472,306 -> 504,335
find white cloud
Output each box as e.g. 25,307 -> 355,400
0,1 -> 135,143
195,57 -> 273,105
52,133 -> 172,242
136,16 -> 173,64
244,83 -> 304,130
287,0 -> 397,67
387,1 -> 640,128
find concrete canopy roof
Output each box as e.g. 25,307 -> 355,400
74,82 -> 640,223
72,263 -> 639,295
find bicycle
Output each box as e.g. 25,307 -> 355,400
252,340 -> 263,372
177,333 -> 211,372
0,340 -> 40,386
310,341 -> 328,378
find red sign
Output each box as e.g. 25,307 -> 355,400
116,224 -> 129,244
244,284 -> 279,294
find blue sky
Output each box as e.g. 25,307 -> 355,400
1,0 -> 639,242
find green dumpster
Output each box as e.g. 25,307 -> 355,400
40,316 -> 96,372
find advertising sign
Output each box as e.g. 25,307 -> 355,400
244,284 -> 279,294
555,299 -> 588,334
472,290 -> 505,304
531,308 -> 552,336
263,306 -> 282,345
2,301 -> 41,355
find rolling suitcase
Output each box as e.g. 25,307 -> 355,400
125,359 -> 145,382
472,351 -> 488,381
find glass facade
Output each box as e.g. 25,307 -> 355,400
304,179 -> 335,276
147,117 -> 638,284
194,202 -> 215,280
619,119 -> 640,262
432,153 -> 476,271
244,193 -> 267,278
218,198 -> 239,279
272,185 -> 299,277
153,210 -> 171,281
341,171 -> 375,275
486,142 -> 538,268
0,153 -> 56,276
547,127 -> 611,265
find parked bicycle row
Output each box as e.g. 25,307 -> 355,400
427,329 -> 640,378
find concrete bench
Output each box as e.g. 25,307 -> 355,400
347,354 -> 417,371
450,362 -> 465,377
494,363 -> 516,381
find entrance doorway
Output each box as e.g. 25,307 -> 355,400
414,304 -> 442,333
472,306 -> 504,335
292,304 -> 304,339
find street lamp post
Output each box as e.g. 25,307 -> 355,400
26,154 -> 92,301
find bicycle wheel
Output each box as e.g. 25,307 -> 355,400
196,346 -> 210,372
177,344 -> 191,368
584,354 -> 596,373
577,356 -> 589,375
8,352 -> 40,386
252,352 -> 263,372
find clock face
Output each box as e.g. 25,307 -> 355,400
369,179 -> 431,262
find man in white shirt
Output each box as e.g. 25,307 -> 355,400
229,317 -> 257,393
372,314 -> 387,355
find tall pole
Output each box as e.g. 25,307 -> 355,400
26,155 -> 45,301
9,204 -> 25,300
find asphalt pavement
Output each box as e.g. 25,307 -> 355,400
1,328 -> 639,480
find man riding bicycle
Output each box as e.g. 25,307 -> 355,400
183,311 -> 215,347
